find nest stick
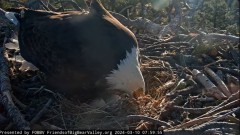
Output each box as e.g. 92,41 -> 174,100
208,107 -> 240,123
171,99 -> 240,129
127,115 -> 172,128
0,37 -> 30,130
30,99 -> 53,125
172,106 -> 213,115
204,67 -> 231,97
165,122 -> 239,135
206,91 -> 239,114
171,116 -> 218,129
192,69 -> 226,100
200,99 -> 240,120
40,122 -> 63,130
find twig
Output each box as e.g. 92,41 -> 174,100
166,86 -> 200,99
156,80 -> 176,98
9,0 -> 26,7
36,0 -> 51,11
172,106 -> 213,115
171,107 -> 239,129
204,33 -> 239,42
226,74 -> 239,85
210,66 -> 240,77
195,97 -> 215,102
200,99 -> 240,119
25,0 -> 50,10
208,107 -> 240,123
30,99 -> 53,125
110,11 -> 180,37
165,122 -> 239,135
127,115 -> 172,128
204,59 -> 231,67
173,99 -> 240,129
159,96 -> 185,120
59,105 -> 67,129
171,79 -> 186,92
81,115 -> 172,130
40,121 -> 63,130
110,11 -> 163,35
33,86 -> 45,95
171,116 -> 218,129
119,5 -> 133,14
0,37 -> 30,130
55,0 -> 82,11
206,91 -> 239,115
144,67 -> 169,71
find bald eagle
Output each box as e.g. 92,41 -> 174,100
5,0 -> 145,102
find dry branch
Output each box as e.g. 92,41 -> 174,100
212,67 -> 240,77
195,97 -> 215,102
170,91 -> 239,130
40,122 -> 64,130
156,80 -> 176,97
30,99 -> 53,125
204,59 -> 230,67
19,0 -> 51,11
206,91 -> 239,115
226,74 -> 239,85
166,86 -> 199,99
9,0 -> 26,7
55,0 -> 83,11
127,115 -> 172,128
119,5 -> 133,14
204,33 -> 239,42
0,8 -> 13,26
159,96 -> 184,120
110,10 -> 180,38
202,99 -> 239,118
172,107 -> 239,129
208,107 -> 240,123
172,106 -> 213,115
175,99 -> 240,129
0,37 -> 30,130
172,116 -> 218,129
165,122 -> 239,135
110,11 -> 164,35
192,69 -> 226,100
204,67 -> 231,97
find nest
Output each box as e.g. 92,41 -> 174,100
0,29 -> 239,134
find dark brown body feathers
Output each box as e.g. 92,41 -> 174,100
9,0 -> 138,102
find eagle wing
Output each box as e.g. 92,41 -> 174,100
19,12 -> 89,75
17,8 -> 138,98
